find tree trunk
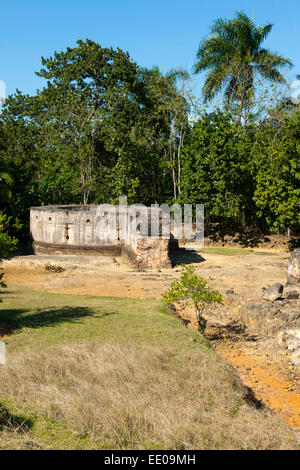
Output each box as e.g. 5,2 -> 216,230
195,306 -> 207,334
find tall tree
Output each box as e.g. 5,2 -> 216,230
0,125 -> 13,204
252,108 -> 300,234
4,40 -> 144,205
194,11 -> 292,123
180,111 -> 255,225
134,67 -> 190,201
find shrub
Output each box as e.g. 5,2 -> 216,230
0,212 -> 19,296
162,265 -> 222,333
0,212 -> 19,259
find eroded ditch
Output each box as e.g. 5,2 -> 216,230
171,295 -> 300,429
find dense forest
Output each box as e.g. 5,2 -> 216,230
0,12 -> 299,253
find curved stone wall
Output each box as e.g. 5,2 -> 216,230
29,205 -> 172,267
30,205 -> 117,246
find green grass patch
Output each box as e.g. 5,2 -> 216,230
0,285 -> 298,450
200,247 -> 254,256
0,286 -> 204,353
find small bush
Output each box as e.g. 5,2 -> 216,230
0,213 -> 19,259
163,265 -> 222,333
0,212 -> 20,298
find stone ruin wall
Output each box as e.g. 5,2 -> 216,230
30,205 -> 172,268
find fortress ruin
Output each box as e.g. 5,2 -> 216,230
30,205 -> 174,268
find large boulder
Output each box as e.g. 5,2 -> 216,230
277,329 -> 300,351
239,299 -> 300,337
292,349 -> 300,365
262,283 -> 283,301
277,329 -> 300,366
284,285 -> 300,299
287,248 -> 300,285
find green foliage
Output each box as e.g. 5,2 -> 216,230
252,110 -> 300,233
0,34 -> 298,237
135,67 -> 190,200
0,140 -> 13,204
194,11 -> 292,123
0,212 -> 20,297
180,111 -> 255,224
0,213 -> 19,259
0,41 -> 188,213
162,265 -> 222,333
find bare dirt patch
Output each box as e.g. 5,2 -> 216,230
216,343 -> 300,428
1,249 -> 290,299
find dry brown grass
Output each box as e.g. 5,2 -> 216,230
0,342 -> 298,449
0,402 -> 35,450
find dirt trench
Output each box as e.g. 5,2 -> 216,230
174,304 -> 300,429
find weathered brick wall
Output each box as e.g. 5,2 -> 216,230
134,237 -> 171,268
122,237 -> 171,268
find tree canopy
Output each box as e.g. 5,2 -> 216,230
0,15 -> 299,241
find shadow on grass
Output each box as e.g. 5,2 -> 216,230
0,306 -> 115,334
0,404 -> 33,432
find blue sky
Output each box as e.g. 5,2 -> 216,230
1,0 -> 299,99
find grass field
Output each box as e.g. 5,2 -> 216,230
199,247 -> 254,256
0,285 -> 298,450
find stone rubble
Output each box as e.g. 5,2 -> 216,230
236,248 -> 300,365
262,282 -> 284,301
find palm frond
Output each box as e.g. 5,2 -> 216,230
0,171 -> 13,185
255,65 -> 287,83
202,65 -> 230,102
255,24 -> 273,45
255,50 -> 293,68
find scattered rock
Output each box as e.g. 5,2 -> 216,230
239,299 -> 300,337
262,283 -> 283,301
277,329 -> 300,351
223,290 -> 241,305
287,248 -> 300,285
291,349 -> 300,366
284,285 -> 300,299
45,264 -> 65,273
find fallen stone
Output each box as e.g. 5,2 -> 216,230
291,349 -> 300,365
223,290 -> 241,305
284,285 -> 300,299
240,299 -> 300,338
262,283 -> 283,301
287,248 -> 300,285
277,329 -> 300,351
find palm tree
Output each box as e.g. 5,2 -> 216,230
194,11 -> 292,123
